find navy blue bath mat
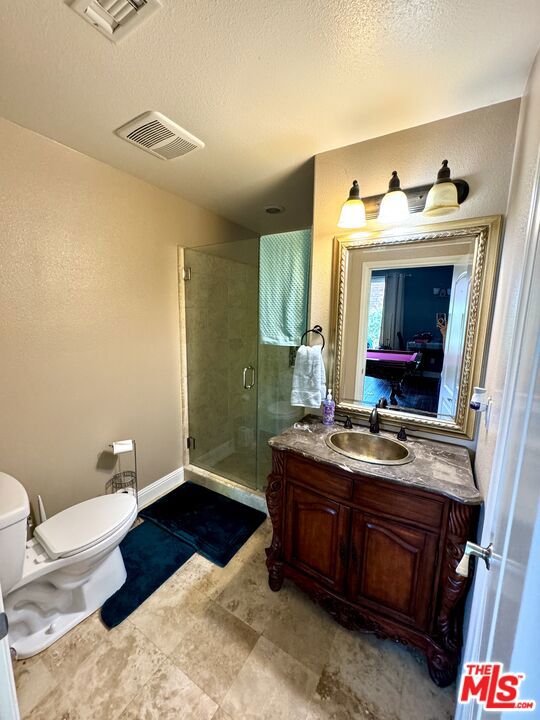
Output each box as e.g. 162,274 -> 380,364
139,481 -> 266,567
101,521 -> 194,629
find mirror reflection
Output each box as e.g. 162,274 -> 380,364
363,262 -> 470,416
338,231 -> 477,423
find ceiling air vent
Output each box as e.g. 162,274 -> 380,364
115,112 -> 205,160
66,0 -> 161,42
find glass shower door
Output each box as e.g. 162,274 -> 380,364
184,240 -> 259,489
255,229 -> 311,490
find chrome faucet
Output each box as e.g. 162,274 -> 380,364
369,405 -> 380,434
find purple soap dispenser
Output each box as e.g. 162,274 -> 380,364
322,390 -> 335,425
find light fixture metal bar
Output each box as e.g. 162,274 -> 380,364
362,179 -> 469,220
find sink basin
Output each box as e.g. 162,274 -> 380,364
325,431 -> 413,466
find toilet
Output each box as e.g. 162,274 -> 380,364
265,400 -> 302,436
0,471 -> 137,659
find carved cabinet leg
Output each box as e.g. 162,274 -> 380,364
267,561 -> 284,592
265,451 -> 286,592
426,502 -> 477,686
426,645 -> 458,687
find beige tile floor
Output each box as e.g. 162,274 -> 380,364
13,519 -> 457,720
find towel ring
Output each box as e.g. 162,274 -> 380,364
300,325 -> 325,350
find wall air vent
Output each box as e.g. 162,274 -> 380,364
66,0 -> 161,42
115,111 -> 205,160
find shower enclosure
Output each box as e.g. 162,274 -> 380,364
183,233 -> 309,494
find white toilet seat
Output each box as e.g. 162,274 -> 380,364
35,494 -> 136,559
9,495 -> 137,593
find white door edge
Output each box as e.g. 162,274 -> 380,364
455,144 -> 540,720
0,585 -> 20,720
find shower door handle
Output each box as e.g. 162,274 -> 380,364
243,365 -> 256,389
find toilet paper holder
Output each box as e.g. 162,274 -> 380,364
109,439 -> 138,505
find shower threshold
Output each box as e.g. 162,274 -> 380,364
185,464 -> 268,515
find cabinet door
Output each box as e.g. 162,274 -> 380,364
284,483 -> 350,593
348,511 -> 438,630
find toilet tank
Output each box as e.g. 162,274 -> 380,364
0,472 -> 30,595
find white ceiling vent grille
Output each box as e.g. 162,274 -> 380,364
66,0 -> 161,42
115,112 -> 205,160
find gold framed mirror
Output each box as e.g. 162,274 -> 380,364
330,216 -> 502,439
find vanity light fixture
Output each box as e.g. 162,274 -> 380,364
337,180 -> 367,228
337,166 -> 470,228
377,171 -> 410,224
423,160 -> 460,216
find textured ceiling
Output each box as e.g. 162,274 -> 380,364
0,1 -> 539,233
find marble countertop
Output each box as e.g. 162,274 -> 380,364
268,416 -> 481,505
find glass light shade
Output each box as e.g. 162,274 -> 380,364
423,181 -> 459,216
377,189 -> 410,223
338,198 -> 366,229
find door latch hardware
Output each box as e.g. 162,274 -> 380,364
456,541 -> 493,577
0,612 -> 8,641
182,267 -> 192,281
186,436 -> 196,450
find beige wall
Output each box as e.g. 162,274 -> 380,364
311,100 -> 520,446
0,117 -> 252,517
475,53 -> 540,497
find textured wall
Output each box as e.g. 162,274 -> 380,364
0,117 -> 251,516
310,100 -> 520,446
475,53 -> 540,497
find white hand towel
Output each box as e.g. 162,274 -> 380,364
291,345 -> 327,408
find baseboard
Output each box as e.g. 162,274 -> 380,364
137,467 -> 185,509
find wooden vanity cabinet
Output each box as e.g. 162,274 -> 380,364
283,483 -> 350,593
265,449 -> 478,687
347,510 -> 439,631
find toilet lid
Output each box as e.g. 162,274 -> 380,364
34,494 -> 137,560
268,401 -> 299,419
